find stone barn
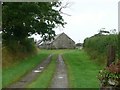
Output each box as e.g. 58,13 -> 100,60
40,33 -> 75,49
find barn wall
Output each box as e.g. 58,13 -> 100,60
51,33 -> 75,49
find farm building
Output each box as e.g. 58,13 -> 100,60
39,32 -> 75,49
76,43 -> 83,49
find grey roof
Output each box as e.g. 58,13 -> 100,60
41,32 -> 75,45
41,33 -> 64,45
50,33 -> 63,43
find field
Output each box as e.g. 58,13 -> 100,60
2,49 -> 103,88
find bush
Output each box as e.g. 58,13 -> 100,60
97,61 -> 120,88
3,38 -> 36,54
2,38 -> 37,66
118,33 -> 120,60
83,34 -> 118,65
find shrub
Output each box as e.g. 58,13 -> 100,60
83,34 -> 117,65
2,38 -> 37,67
118,33 -> 120,60
3,38 -> 36,54
98,61 -> 120,87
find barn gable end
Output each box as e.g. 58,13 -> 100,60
40,33 -> 75,49
51,33 -> 75,49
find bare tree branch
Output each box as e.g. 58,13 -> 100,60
58,0 -> 73,16
60,11 -> 71,16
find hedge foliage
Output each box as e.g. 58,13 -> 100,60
83,34 -> 118,65
118,33 -> 120,59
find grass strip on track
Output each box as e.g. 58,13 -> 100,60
2,52 -> 50,88
27,54 -> 57,88
63,50 -> 102,88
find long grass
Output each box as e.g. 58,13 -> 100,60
63,50 -> 102,88
2,51 -> 50,88
27,54 -> 57,88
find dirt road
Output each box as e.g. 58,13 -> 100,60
6,54 -> 52,88
50,54 -> 68,88
3,54 -> 69,89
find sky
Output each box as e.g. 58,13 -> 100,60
33,0 -> 119,43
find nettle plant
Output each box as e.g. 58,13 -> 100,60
98,61 -> 120,87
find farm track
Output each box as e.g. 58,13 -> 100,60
4,54 -> 53,89
3,54 -> 69,89
50,54 -> 68,88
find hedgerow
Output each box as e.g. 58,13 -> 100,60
83,34 -> 118,65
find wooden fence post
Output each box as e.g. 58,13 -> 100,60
107,45 -> 116,66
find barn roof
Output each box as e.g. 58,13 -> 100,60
44,33 -> 62,44
42,32 -> 75,45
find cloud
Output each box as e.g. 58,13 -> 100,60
64,11 -> 106,28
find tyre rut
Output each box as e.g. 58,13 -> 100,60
5,54 -> 52,89
50,54 -> 68,88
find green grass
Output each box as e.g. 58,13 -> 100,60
27,54 -> 57,88
0,68 -> 2,89
28,49 -> 102,88
3,49 -> 103,88
63,50 -> 102,88
2,51 -> 50,88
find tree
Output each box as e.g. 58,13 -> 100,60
118,32 -> 120,60
2,2 -> 66,48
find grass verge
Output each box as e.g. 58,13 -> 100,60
2,51 -> 50,88
63,50 -> 102,88
3,49 -> 103,88
27,54 -> 57,88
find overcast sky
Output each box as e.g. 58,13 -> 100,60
34,0 -> 119,43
